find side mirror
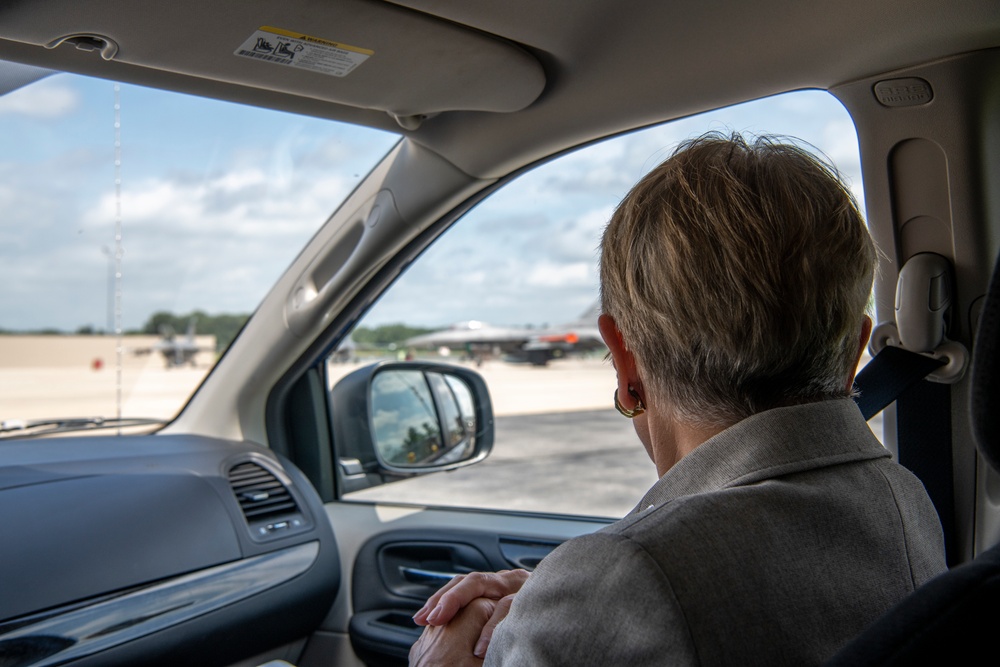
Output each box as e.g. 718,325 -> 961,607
329,362 -> 494,492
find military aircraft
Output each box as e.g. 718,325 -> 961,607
134,319 -> 216,368
329,335 -> 357,364
404,303 -> 604,366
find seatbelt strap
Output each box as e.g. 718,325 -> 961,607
897,380 -> 956,565
853,345 -> 945,420
853,345 -> 955,564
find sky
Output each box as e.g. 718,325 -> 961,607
0,72 -> 397,332
0,71 -> 863,333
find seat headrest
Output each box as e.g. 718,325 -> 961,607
971,250 -> 1000,472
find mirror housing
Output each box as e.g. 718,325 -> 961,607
329,362 -> 494,492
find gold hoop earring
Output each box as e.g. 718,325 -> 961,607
614,387 -> 645,418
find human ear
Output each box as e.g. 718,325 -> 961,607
598,314 -> 645,410
846,315 -> 873,390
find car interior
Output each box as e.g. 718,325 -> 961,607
2,1 -> 1000,666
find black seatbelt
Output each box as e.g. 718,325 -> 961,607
853,345 -> 956,564
898,380 -> 956,565
854,345 -> 945,420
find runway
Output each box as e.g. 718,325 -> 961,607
349,408 -> 659,519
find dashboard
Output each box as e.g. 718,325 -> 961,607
0,434 -> 340,666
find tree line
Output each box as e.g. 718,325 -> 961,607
351,323 -> 434,348
2,314 -> 433,352
0,311 -> 250,353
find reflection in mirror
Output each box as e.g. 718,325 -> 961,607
371,370 -> 442,466
370,369 -> 478,468
433,373 -> 476,465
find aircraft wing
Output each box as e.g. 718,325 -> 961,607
405,304 -> 605,366
405,323 -> 532,349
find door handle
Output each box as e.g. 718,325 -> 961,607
399,567 -> 460,585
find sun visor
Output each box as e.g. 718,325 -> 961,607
0,0 -> 545,123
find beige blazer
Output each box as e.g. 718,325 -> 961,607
486,399 -> 946,666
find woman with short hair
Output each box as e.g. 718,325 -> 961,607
410,133 -> 945,667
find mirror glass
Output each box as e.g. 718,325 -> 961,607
370,369 -> 478,468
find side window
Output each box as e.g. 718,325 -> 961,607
330,90 -> 867,518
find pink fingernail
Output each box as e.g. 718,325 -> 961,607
474,640 -> 487,658
426,607 -> 441,624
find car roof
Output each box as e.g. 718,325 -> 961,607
2,0 -> 1000,179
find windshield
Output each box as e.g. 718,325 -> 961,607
0,64 -> 398,436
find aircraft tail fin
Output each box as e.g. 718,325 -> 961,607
573,301 -> 601,326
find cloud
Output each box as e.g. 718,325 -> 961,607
0,80 -> 79,118
525,261 -> 593,288
537,207 -> 609,263
0,142 -> 379,330
372,408 -> 404,445
84,165 -> 351,231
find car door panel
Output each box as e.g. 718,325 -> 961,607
312,502 -> 610,667
350,529 -> 534,664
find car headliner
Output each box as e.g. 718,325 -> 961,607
1,0 -> 999,180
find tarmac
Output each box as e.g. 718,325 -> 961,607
1,354 -> 615,423
0,356 -> 215,424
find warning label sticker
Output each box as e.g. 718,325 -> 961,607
234,26 -> 372,78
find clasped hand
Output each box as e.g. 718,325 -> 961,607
409,569 -> 529,665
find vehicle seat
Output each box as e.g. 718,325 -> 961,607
824,249 -> 1000,665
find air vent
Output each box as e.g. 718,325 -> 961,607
228,462 -> 299,525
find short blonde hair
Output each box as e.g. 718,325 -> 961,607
600,133 -> 876,426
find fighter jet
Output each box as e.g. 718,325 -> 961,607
135,319 -> 216,368
404,303 -> 605,366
